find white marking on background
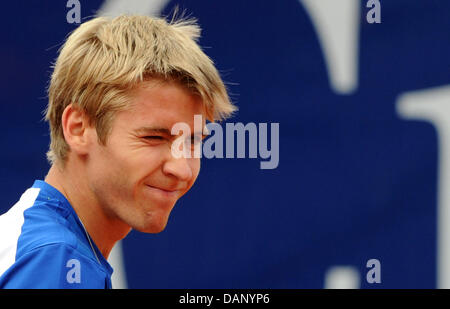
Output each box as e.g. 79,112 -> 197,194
97,0 -> 170,17
397,85 -> 450,288
108,240 -> 127,289
325,266 -> 360,289
299,0 -> 360,94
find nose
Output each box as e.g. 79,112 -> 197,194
162,155 -> 193,182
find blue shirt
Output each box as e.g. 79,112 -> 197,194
0,180 -> 113,288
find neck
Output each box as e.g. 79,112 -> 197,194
44,159 -> 131,259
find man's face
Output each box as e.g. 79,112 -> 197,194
85,80 -> 205,233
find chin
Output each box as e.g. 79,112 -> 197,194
135,212 -> 170,234
139,224 -> 167,234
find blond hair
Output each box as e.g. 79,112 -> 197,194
45,15 -> 236,165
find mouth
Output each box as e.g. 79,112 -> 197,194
145,185 -> 180,199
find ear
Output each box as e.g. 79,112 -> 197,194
61,104 -> 94,156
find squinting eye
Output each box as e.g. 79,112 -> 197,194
144,136 -> 165,140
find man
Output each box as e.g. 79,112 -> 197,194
0,15 -> 236,288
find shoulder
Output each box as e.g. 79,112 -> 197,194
0,182 -> 111,288
0,184 -> 78,255
0,186 -> 76,276
16,197 -> 78,256
0,242 -> 109,288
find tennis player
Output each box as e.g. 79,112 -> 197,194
0,15 -> 236,288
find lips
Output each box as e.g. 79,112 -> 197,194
145,184 -> 180,198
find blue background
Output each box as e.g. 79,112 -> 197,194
1,0 -> 448,288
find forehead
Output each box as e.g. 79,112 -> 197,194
118,80 -> 205,129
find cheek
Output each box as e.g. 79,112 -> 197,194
87,141 -> 140,195
87,145 -> 127,194
99,138 -> 165,179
